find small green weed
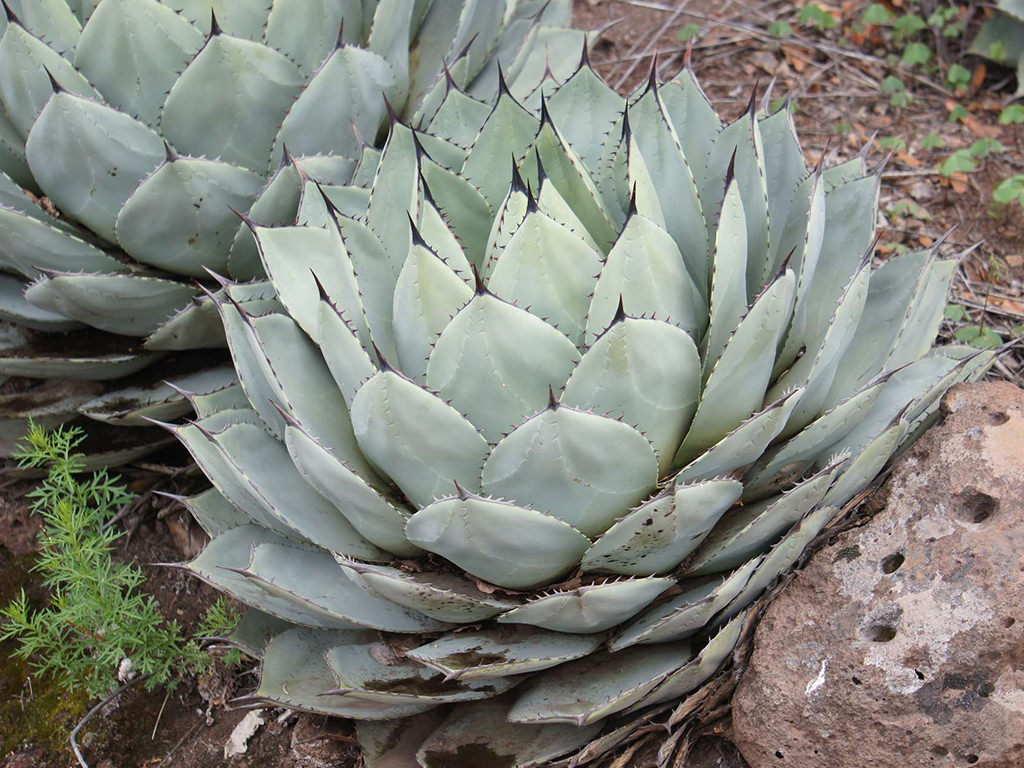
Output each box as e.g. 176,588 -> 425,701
999,104 -> 1024,124
0,423 -> 235,699
993,175 -> 1024,207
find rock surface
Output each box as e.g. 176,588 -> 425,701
732,382 -> 1024,768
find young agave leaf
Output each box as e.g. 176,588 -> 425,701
487,202 -> 603,345
462,81 -> 541,208
627,80 -> 708,289
393,236 -> 474,384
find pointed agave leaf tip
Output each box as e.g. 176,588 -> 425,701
533,145 -> 549,184
471,263 -> 487,295
626,183 -> 639,217
875,149 -> 894,177
496,60 -> 511,97
452,30 -> 479,65
41,66 -> 64,94
760,77 -> 778,114
270,399 -> 300,428
613,294 -> 628,324
539,93 -> 553,126
725,148 -> 738,188
411,129 -> 432,162
163,140 -> 179,163
776,246 -> 796,279
208,8 -> 223,37
407,213 -> 429,249
579,37 -> 591,69
453,480 -> 471,500
382,94 -> 400,126
371,341 -> 392,371
442,60 -> 457,89
313,181 -> 343,218
646,51 -> 659,93
621,106 -> 632,143
747,77 -> 760,115
279,142 -> 297,171
684,33 -> 694,69
509,156 -> 528,193
309,269 -> 332,303
202,266 -> 231,288
228,205 -> 259,235
814,136 -> 832,175
525,181 -> 539,213
335,18 -> 345,49
1,0 -> 22,26
548,384 -> 560,409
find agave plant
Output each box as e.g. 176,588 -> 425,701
970,0 -> 1024,97
0,0 -> 582,460
170,59 -> 989,767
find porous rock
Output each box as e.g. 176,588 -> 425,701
732,382 -> 1024,767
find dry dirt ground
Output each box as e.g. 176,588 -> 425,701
1,1 -> 1021,767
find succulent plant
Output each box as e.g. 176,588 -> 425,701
970,0 -> 1024,97
0,0 -> 582,458
170,59 -> 989,767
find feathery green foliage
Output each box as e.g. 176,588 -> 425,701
0,422 -> 207,697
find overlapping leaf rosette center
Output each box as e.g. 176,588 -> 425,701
171,59 -> 989,765
0,0 -> 580,459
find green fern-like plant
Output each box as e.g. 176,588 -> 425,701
0,422 -> 208,697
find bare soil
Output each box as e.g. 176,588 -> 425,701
2,1 -> 1021,767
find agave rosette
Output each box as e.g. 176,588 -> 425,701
172,59 -> 989,765
0,0 -> 582,455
